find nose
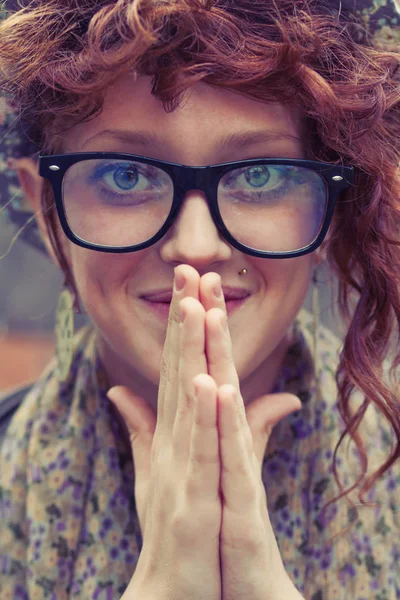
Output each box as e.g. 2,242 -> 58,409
159,189 -> 232,272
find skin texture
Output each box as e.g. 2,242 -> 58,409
15,74 -> 322,447
109,263 -> 304,600
15,74 -> 323,599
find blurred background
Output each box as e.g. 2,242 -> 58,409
0,216 -> 89,393
0,209 -> 343,395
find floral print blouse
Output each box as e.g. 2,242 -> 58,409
0,307 -> 399,599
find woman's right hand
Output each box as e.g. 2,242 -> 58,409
107,265 -> 223,600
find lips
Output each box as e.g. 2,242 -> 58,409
141,286 -> 251,303
140,292 -> 173,302
142,293 -> 250,320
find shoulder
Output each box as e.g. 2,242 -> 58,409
0,383 -> 34,449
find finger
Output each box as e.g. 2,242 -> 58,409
200,272 -> 238,391
205,305 -> 251,449
199,272 -> 227,315
185,374 -> 220,506
202,275 -> 250,445
218,384 -> 257,515
205,306 -> 240,395
172,295 -> 208,457
158,265 -> 199,437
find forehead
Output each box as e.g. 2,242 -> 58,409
64,74 -> 304,160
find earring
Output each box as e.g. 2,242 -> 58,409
55,284 -> 75,382
312,266 -> 322,401
238,268 -> 248,275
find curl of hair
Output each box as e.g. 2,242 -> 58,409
0,0 -> 400,540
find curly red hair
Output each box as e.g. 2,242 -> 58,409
0,0 -> 399,539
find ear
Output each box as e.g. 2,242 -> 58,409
13,157 -> 63,268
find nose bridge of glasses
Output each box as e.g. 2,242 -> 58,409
170,163 -> 225,235
172,163 -> 215,197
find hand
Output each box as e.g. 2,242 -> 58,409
108,265 -> 303,600
108,266 -> 222,600
200,274 -> 303,600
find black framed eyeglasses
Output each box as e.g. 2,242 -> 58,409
38,152 -> 354,258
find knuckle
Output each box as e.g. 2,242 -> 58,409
168,301 -> 181,324
171,510 -> 197,544
222,464 -> 254,497
160,355 -> 170,380
160,354 -> 177,384
188,444 -> 220,472
175,390 -> 192,419
183,298 -> 206,323
172,502 -> 218,546
208,347 -> 234,371
225,530 -> 262,554
208,306 -> 225,320
222,515 -> 263,554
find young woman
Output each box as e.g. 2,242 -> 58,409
0,1 -> 399,599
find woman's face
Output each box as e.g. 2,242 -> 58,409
18,74 -> 321,414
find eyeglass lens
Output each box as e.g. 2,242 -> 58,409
62,159 -> 328,252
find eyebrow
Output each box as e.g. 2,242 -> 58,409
81,128 -> 302,152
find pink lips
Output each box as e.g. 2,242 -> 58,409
140,285 -> 251,320
142,298 -> 249,319
141,286 -> 251,303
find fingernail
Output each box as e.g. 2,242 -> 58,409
174,269 -> 185,292
213,280 -> 222,298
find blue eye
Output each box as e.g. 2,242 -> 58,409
109,165 -> 139,190
244,165 -> 271,187
86,161 -> 164,206
90,163 -> 145,194
220,165 -> 291,203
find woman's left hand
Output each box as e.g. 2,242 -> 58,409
200,274 -> 304,600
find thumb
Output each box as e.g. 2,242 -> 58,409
246,393 -> 302,466
107,385 -> 156,483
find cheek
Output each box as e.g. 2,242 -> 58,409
68,249 -> 116,306
246,258 -> 314,346
68,248 -> 147,316
251,256 -> 314,295
230,257 -> 313,351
